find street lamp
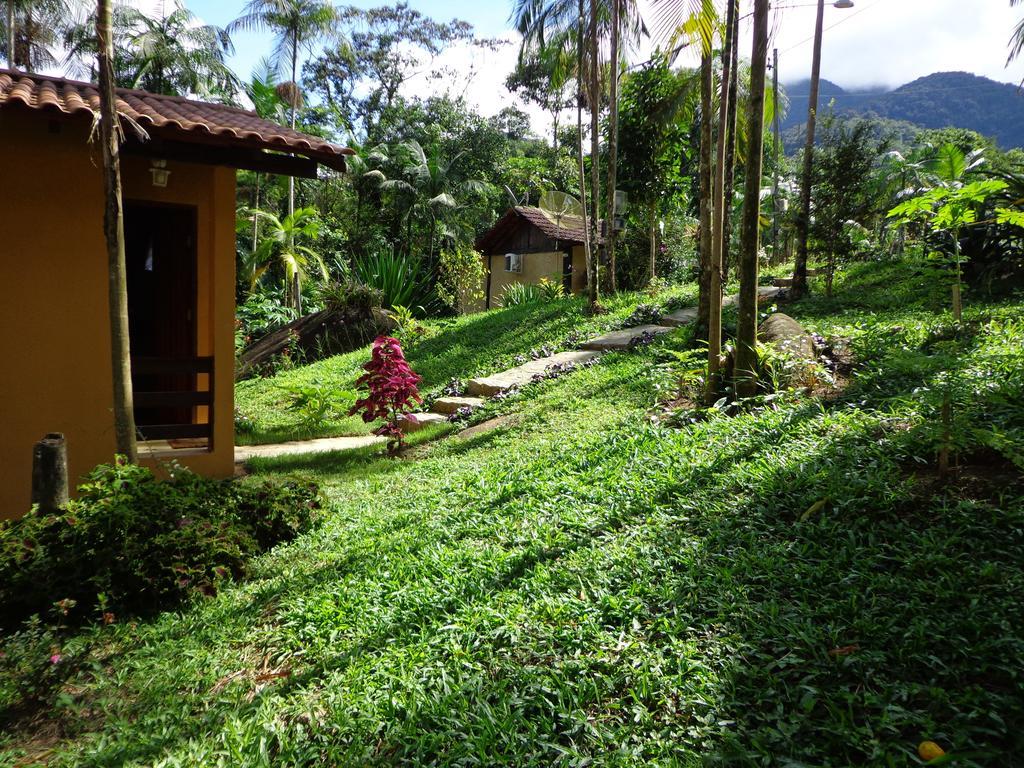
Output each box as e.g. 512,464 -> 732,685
792,0 -> 854,298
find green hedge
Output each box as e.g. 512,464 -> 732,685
0,460 -> 322,631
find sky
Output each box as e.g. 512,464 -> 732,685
153,0 -> 1024,133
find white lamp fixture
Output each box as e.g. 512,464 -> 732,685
833,0 -> 854,8
150,159 -> 171,188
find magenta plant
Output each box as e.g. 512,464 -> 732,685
350,336 -> 422,454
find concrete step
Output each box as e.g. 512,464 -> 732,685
430,395 -> 486,415
581,324 -> 673,351
467,350 -> 603,396
399,411 -> 449,433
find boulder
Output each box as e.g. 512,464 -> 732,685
758,313 -> 817,362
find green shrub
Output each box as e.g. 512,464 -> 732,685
355,248 -> 433,312
0,461 -> 322,631
501,282 -> 543,307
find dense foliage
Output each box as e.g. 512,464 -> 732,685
0,461 -> 322,630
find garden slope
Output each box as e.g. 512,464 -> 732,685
3,263 -> 1023,766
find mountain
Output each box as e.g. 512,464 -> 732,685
780,72 -> 1024,150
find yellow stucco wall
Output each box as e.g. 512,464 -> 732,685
485,246 -> 589,308
0,109 -> 236,518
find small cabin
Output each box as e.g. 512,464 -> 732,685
475,206 -> 600,309
0,69 -> 352,518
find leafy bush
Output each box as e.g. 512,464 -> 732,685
436,245 -> 486,313
349,336 -> 423,454
355,248 -> 433,312
501,282 -> 543,307
236,293 -> 295,342
536,276 -> 565,301
621,303 -> 664,328
0,462 -> 322,631
278,379 -> 355,428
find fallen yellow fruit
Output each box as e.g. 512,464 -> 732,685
918,741 -> 946,761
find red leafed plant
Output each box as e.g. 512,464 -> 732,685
349,336 -> 422,454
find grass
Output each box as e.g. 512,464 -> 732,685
234,282 -> 697,445
3,259 -> 1023,766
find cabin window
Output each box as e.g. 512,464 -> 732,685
504,253 -> 523,273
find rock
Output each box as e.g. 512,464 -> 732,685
660,287 -> 781,328
581,324 -> 673,351
467,350 -> 602,396
758,313 -> 817,361
430,396 -> 486,415
399,412 -> 449,433
772,277 -> 794,288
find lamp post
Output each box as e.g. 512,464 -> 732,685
792,0 -> 853,299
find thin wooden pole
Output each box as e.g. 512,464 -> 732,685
793,0 -> 825,299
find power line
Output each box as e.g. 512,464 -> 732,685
780,0 -> 884,54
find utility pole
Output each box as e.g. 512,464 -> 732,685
772,47 -> 780,263
793,0 -> 825,299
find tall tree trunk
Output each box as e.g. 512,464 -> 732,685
96,0 -> 137,462
648,199 -> 657,285
771,47 -> 781,262
721,3 -> 740,284
588,0 -> 601,309
734,0 -> 770,398
289,36 -> 301,313
603,0 -> 619,294
706,0 -> 736,403
6,1 -> 14,69
696,50 -> 713,341
576,0 -> 593,305
793,0 -> 825,299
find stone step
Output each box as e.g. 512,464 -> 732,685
581,324 -> 673,351
772,277 -> 793,287
467,350 -> 603,396
430,395 -> 486,415
399,411 -> 449,433
660,286 -> 782,327
661,307 -> 697,327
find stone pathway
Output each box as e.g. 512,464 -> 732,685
235,434 -> 385,464
238,286 -> 786,457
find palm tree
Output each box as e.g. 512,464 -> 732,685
3,0 -> 69,72
1009,0 -> 1024,67
128,1 -> 237,99
248,206 -> 328,311
382,140 -> 491,270
513,0 -> 647,304
229,0 -> 338,310
733,0 -> 770,398
96,0 -> 136,461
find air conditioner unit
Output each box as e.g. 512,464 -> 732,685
504,253 -> 523,273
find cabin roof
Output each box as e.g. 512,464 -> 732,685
0,69 -> 354,173
476,206 -> 602,254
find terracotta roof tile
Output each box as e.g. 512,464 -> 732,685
0,68 -> 353,170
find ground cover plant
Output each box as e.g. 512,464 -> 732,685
2,262 -> 1022,766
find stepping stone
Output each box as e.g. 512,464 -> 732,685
467,350 -> 602,396
661,306 -> 698,327
660,287 -> 781,327
772,277 -> 793,287
581,324 -> 673,351
457,415 -> 516,439
399,412 -> 449,433
430,396 -> 486,415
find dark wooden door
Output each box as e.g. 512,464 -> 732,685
125,202 -> 198,428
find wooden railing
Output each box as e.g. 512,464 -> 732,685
131,356 -> 214,442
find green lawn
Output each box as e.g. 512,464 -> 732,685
3,262 -> 1023,766
235,282 -> 697,444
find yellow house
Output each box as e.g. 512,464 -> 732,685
476,206 -> 599,309
0,69 -> 352,518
